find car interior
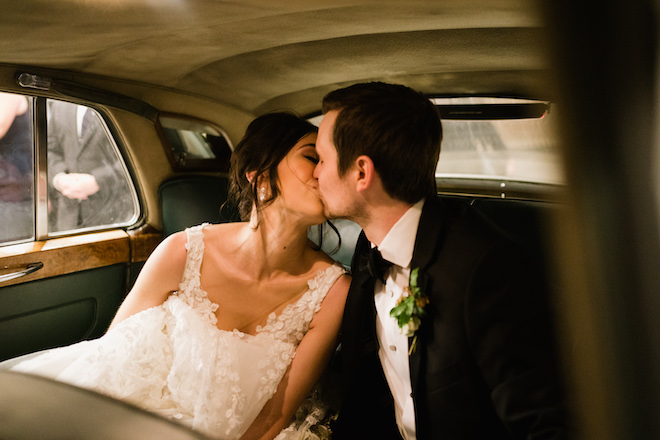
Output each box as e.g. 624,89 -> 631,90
1,1 -> 659,439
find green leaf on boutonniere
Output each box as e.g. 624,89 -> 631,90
389,267 -> 429,354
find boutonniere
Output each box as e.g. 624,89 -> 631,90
389,267 -> 429,355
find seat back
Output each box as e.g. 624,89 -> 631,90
158,175 -> 231,236
159,175 -> 557,273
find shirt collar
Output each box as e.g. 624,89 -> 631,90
377,199 -> 425,269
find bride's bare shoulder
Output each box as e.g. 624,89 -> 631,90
149,230 -> 188,266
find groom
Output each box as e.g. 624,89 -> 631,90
313,82 -> 570,439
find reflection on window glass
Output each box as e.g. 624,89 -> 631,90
0,92 -> 34,244
309,97 -> 563,186
163,129 -> 215,159
435,97 -> 563,185
47,100 -> 138,233
159,115 -> 232,170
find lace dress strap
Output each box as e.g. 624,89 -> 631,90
178,223 -> 206,293
256,263 -> 345,344
175,223 -> 219,324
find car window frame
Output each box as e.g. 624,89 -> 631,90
0,94 -> 143,246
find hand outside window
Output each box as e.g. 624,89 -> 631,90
53,172 -> 100,200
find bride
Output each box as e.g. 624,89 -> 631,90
2,112 -> 351,440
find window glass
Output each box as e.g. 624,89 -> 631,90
47,100 -> 138,234
309,97 -> 563,187
159,115 -> 232,171
434,97 -> 563,185
0,92 -> 34,244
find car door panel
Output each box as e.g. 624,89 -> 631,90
0,265 -> 126,361
0,230 -> 161,361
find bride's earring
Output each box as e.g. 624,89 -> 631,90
250,186 -> 266,229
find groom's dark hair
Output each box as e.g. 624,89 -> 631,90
322,82 -> 441,204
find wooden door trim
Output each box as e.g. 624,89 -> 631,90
0,230 -> 130,287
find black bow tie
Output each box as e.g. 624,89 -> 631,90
360,246 -> 393,284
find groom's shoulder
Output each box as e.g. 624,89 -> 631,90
425,196 -> 500,238
424,195 -> 523,258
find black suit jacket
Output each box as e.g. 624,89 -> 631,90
48,102 -> 134,230
334,196 -> 569,439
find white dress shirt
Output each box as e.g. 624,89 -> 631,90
373,199 -> 425,440
76,105 -> 86,137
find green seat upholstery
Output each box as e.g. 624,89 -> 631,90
159,177 -> 557,275
159,175 -> 232,236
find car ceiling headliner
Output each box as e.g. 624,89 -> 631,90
0,0 -> 548,116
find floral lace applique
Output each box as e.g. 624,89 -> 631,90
8,224 -> 346,440
256,264 -> 345,344
175,223 -> 219,325
254,264 -> 345,401
171,225 -> 344,437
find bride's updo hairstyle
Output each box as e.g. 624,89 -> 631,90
229,112 -> 318,222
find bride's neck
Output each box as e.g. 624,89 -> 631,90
237,214 -> 314,279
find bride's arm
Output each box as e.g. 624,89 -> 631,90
107,232 -> 188,330
239,273 -> 351,440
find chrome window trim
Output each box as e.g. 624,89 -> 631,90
34,97 -> 48,241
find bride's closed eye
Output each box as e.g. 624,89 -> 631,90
304,155 -> 319,165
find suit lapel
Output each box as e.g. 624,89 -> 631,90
60,105 -> 84,159
410,197 -> 446,271
79,112 -> 103,155
408,197 -> 447,394
346,231 -> 379,356
347,200 -> 449,404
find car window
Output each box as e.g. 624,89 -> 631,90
159,115 -> 232,171
434,97 -> 562,185
309,97 -> 562,189
0,94 -> 139,246
0,92 -> 34,244
46,100 -> 138,235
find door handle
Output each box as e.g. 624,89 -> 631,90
0,262 -> 44,283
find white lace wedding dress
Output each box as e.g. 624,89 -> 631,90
3,224 -> 345,440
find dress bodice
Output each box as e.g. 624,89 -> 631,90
177,224 -> 339,346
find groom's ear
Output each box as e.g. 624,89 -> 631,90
354,155 -> 375,192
